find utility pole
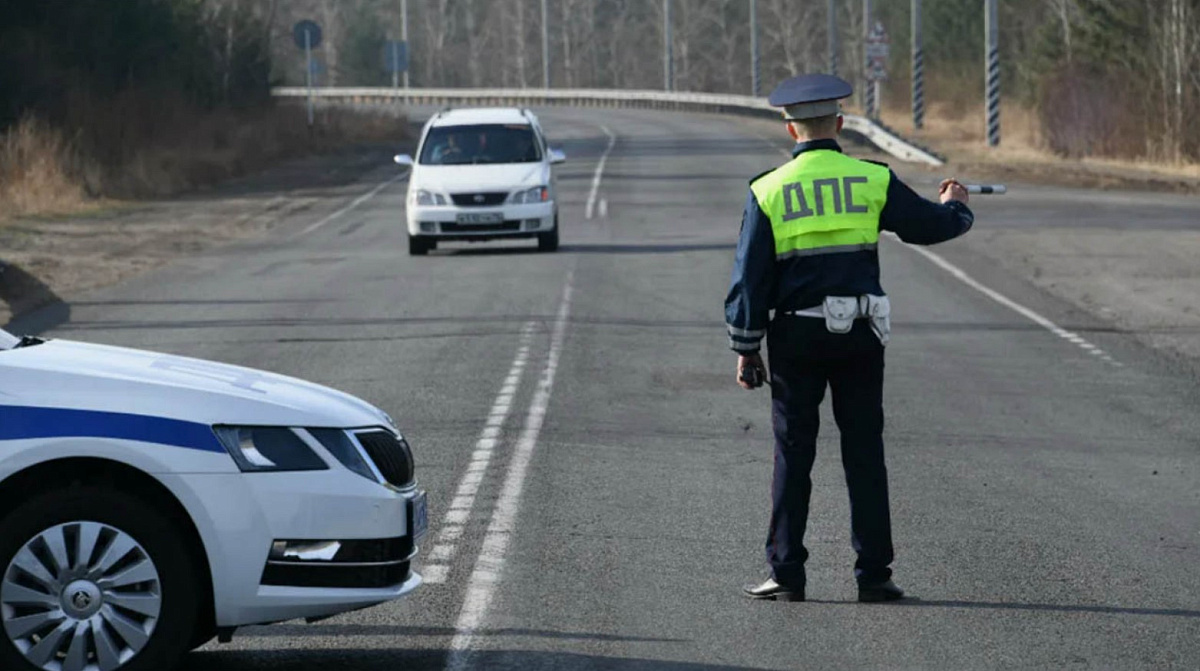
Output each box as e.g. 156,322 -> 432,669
541,0 -> 550,89
828,0 -> 838,76
912,0 -> 923,129
985,0 -> 1000,146
305,30 -> 314,127
750,0 -> 760,96
401,0 -> 410,88
663,0 -> 673,91
862,0 -> 873,116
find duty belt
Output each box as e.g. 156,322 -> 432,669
783,295 -> 891,346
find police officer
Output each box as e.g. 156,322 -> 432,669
726,74 -> 974,603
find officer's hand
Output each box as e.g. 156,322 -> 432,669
939,178 -> 969,205
737,353 -> 767,390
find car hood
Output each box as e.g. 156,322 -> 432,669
414,163 -> 548,193
0,339 -> 393,429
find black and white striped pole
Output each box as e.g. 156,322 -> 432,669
863,0 -> 874,118
750,0 -> 760,97
985,0 -> 1000,146
912,0 -> 924,129
828,0 -> 838,76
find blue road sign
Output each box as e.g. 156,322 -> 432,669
384,41 -> 409,73
293,20 -> 322,50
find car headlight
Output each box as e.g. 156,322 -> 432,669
413,189 -> 447,206
307,428 -> 378,482
509,186 -> 549,204
213,426 -> 329,472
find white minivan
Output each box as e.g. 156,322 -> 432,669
395,107 -> 566,255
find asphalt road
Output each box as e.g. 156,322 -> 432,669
20,108 -> 1200,669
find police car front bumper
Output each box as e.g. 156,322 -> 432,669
406,201 -> 555,240
159,467 -> 425,628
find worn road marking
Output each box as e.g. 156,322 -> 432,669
585,127 -> 617,220
295,169 -> 408,238
419,323 -> 537,584
904,241 -> 1121,366
446,272 -> 575,671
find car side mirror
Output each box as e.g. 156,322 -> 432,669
548,148 -> 566,165
393,154 -> 414,166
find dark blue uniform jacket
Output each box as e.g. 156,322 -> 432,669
725,139 -> 974,354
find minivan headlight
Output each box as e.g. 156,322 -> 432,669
213,426 -> 329,472
413,189 -> 447,206
509,186 -> 549,204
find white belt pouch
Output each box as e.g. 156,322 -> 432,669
820,295 -> 891,346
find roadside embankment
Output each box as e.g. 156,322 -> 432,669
876,101 -> 1200,195
0,100 -> 405,221
0,138 -> 408,328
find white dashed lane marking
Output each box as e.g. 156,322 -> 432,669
446,271 -> 575,671
418,322 -> 537,585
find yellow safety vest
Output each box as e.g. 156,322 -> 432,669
750,150 -> 891,260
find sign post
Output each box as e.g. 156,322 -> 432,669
292,20 -> 323,128
401,0 -> 410,88
864,21 -> 890,120
384,40 -> 408,86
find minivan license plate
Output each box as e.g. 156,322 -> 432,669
456,212 -> 503,225
410,491 -> 428,541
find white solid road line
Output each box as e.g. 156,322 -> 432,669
585,126 -> 617,220
445,272 -> 575,671
903,240 -> 1121,366
420,322 -> 537,585
295,169 -> 408,238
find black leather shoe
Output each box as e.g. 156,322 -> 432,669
858,579 -> 905,602
743,578 -> 805,602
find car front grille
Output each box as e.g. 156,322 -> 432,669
356,431 -> 415,487
441,221 -> 522,233
450,192 -> 508,207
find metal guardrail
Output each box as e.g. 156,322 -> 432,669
272,87 -> 946,168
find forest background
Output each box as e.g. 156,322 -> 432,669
1,0 -> 1198,217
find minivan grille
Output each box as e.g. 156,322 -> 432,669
450,192 -> 508,207
356,431 -> 415,487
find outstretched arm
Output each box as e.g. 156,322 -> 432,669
880,173 -> 974,245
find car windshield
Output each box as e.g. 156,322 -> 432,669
0,329 -> 18,350
419,124 -> 541,166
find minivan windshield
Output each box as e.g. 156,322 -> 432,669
0,329 -> 18,350
419,124 -> 541,166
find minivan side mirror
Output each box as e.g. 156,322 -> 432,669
548,148 -> 566,165
393,154 -> 414,166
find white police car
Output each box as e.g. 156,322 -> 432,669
394,107 -> 566,255
0,327 -> 427,671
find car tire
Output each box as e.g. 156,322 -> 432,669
537,218 -> 559,253
408,234 -> 430,256
0,486 -> 200,671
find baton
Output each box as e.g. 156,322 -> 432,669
964,184 -> 1007,195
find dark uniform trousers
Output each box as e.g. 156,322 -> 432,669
766,314 -> 893,588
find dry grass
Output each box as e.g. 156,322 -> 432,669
0,94 -> 407,222
869,96 -> 1200,187
0,117 -> 90,218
